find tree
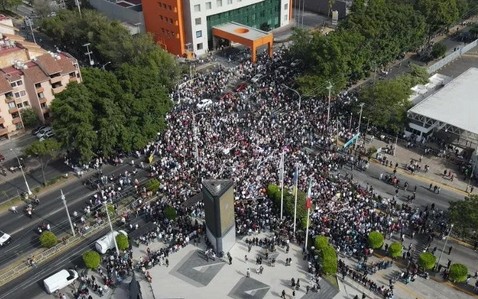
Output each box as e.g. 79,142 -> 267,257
21,108 -> 40,129
449,263 -> 468,283
359,77 -> 413,133
24,139 -> 61,186
418,252 -> 437,270
164,205 -> 177,221
320,245 -> 338,274
39,231 -> 57,248
448,195 -> 478,238
314,236 -> 329,251
82,250 -> 101,269
368,231 -> 384,249
0,0 -> 22,10
32,0 -> 56,19
388,242 -> 403,258
415,0 -> 460,41
146,178 -> 160,193
431,42 -> 447,59
116,233 -> 129,251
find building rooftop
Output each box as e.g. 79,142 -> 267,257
202,179 -> 234,198
408,67 -> 478,135
212,22 -> 272,42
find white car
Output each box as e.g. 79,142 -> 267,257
0,230 -> 12,246
197,99 -> 213,109
36,127 -> 52,139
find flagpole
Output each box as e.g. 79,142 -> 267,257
280,152 -> 285,220
293,163 -> 299,235
305,204 -> 311,250
304,179 -> 312,252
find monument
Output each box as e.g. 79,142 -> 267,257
202,179 -> 236,254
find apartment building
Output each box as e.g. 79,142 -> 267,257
142,0 -> 292,57
0,42 -> 81,139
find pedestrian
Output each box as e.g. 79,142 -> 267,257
246,267 -> 250,277
229,256 -> 232,265
306,285 -> 310,294
292,290 -> 295,298
281,290 -> 286,299
244,255 -> 248,262
429,183 -> 432,190
448,246 -> 453,255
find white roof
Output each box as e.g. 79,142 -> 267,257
408,67 -> 478,135
212,22 -> 271,41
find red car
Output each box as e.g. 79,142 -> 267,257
234,83 -> 247,92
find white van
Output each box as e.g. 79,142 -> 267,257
43,269 -> 78,294
95,230 -> 128,254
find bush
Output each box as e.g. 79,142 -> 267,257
314,236 -> 329,251
388,242 -> 402,258
368,231 -> 384,249
164,205 -> 177,221
116,233 -> 129,251
82,250 -> 101,269
418,252 -> 436,270
146,178 -> 160,193
449,263 -> 468,283
320,245 -> 338,275
431,42 -> 447,59
39,231 -> 58,248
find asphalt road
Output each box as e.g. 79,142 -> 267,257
0,161 -> 146,269
340,161 -> 465,211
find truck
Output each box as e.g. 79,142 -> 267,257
94,230 -> 128,254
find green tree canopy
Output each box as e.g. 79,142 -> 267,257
320,245 -> 338,274
164,205 -> 177,221
448,195 -> 478,238
146,178 -> 161,193
314,236 -> 329,251
418,252 -> 437,270
449,263 -> 468,282
431,42 -> 447,59
368,231 -> 384,249
388,242 -> 403,258
21,108 -> 40,129
24,139 -> 61,185
39,231 -> 58,248
116,233 -> 129,251
82,250 -> 101,269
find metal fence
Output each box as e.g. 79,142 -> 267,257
427,39 -> 478,74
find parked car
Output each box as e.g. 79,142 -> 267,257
197,99 -> 213,109
36,127 -> 52,139
0,230 -> 12,246
32,125 -> 46,135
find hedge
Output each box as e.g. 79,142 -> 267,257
320,245 -> 338,275
388,242 -> 402,258
83,250 -> 101,269
266,183 -> 308,229
146,178 -> 160,193
164,205 -> 177,221
314,236 -> 329,251
418,252 -> 436,270
368,231 -> 384,249
449,264 -> 468,283
116,233 -> 129,251
39,231 -> 58,248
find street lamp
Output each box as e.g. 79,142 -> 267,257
60,190 -> 76,237
436,224 -> 454,271
354,103 -> 365,150
326,81 -> 333,124
467,161 -> 476,193
104,202 -> 120,255
10,148 -> 31,195
192,112 -> 207,184
83,43 -> 94,66
101,61 -> 111,70
282,84 -> 302,110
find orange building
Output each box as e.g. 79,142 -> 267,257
142,0 -> 292,59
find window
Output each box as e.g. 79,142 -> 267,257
160,15 -> 164,20
35,83 -> 41,88
206,2 -> 211,9
217,0 -> 222,7
38,92 -> 45,98
195,18 -> 201,25
16,80 -> 23,86
20,90 -> 26,96
284,3 -> 288,10
168,5 -> 172,10
8,102 -> 15,108
23,101 -> 29,107
16,103 -> 22,108
10,82 -> 16,87
14,92 -> 20,98
227,0 -> 232,4
196,30 -> 202,38
197,43 -> 203,50
194,4 -> 200,11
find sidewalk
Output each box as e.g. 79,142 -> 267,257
364,136 -> 470,195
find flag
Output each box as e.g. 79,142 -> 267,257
293,164 -> 299,193
306,179 -> 313,209
278,153 -> 284,187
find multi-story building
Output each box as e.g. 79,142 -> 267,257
0,39 -> 81,139
142,0 -> 292,57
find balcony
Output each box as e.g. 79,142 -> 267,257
5,96 -> 14,103
8,106 -> 18,114
0,127 -> 7,136
39,97 -> 47,104
50,76 -> 62,84
12,117 -> 21,125
36,86 -> 44,93
0,116 -> 4,124
69,76 -> 78,83
52,85 -> 65,94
